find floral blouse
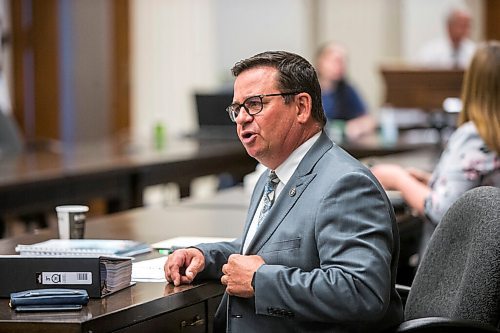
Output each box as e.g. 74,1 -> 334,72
424,121 -> 500,225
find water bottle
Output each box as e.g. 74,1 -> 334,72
153,121 -> 166,150
380,106 -> 398,145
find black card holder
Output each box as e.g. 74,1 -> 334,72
9,289 -> 89,309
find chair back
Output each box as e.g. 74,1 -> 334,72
404,186 -> 500,327
0,111 -> 23,156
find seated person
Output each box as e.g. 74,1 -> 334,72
416,6 -> 476,69
166,50 -> 403,332
372,41 -> 500,252
315,41 -> 376,139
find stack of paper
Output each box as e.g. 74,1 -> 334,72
101,257 -> 133,293
132,256 -> 168,282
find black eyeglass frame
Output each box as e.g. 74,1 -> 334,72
225,91 -> 301,122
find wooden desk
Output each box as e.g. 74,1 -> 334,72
361,146 -> 441,172
0,138 -> 256,216
0,206 -> 247,332
179,186 -> 251,210
338,128 -> 441,159
0,131 -> 437,219
0,149 -> 443,332
380,65 -> 464,110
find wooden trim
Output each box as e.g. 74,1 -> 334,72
32,0 -> 59,139
110,0 -> 130,138
10,0 -> 26,135
10,0 -> 60,140
485,0 -> 500,41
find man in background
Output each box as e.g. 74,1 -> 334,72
417,6 -> 476,69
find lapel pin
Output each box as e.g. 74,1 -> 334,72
289,187 -> 296,197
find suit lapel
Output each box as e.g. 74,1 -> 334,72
240,172 -> 267,254
244,131 -> 333,254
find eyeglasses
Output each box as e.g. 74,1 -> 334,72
225,92 -> 301,122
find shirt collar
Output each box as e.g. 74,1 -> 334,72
274,131 -> 321,186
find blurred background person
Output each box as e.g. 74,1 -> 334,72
315,41 -> 376,140
371,41 -> 500,254
417,6 -> 476,69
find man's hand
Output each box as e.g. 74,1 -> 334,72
221,254 -> 265,298
164,248 -> 205,286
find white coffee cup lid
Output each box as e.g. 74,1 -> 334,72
55,205 -> 89,213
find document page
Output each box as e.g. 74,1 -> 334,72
151,236 -> 236,250
131,256 -> 168,282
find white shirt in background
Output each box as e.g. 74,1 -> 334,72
417,38 -> 476,69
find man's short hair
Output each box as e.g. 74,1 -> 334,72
231,51 -> 326,126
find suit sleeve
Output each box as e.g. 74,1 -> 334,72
195,171 -> 266,281
193,238 -> 242,280
253,172 -> 396,323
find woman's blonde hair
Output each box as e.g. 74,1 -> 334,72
459,40 -> 500,153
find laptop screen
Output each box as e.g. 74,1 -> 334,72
195,93 -> 234,127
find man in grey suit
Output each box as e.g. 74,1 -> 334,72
165,51 -> 403,332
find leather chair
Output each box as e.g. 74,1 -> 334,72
0,111 -> 23,156
393,186 -> 500,332
0,112 -> 57,236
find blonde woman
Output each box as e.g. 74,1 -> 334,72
372,41 -> 500,236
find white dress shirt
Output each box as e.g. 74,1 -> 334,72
416,37 -> 476,69
242,131 -> 321,254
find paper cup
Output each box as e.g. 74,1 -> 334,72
55,205 -> 89,239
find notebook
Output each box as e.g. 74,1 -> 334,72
15,239 -> 152,257
0,255 -> 134,298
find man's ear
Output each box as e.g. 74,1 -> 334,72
295,93 -> 312,124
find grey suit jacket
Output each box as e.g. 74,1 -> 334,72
196,131 -> 403,332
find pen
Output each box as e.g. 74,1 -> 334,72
157,245 -> 185,255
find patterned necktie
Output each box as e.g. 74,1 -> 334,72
258,171 -> 280,226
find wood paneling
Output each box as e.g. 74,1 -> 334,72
10,0 -> 26,136
11,0 -> 131,142
110,0 -> 130,138
485,0 -> 500,41
11,0 -> 60,140
32,0 -> 59,139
